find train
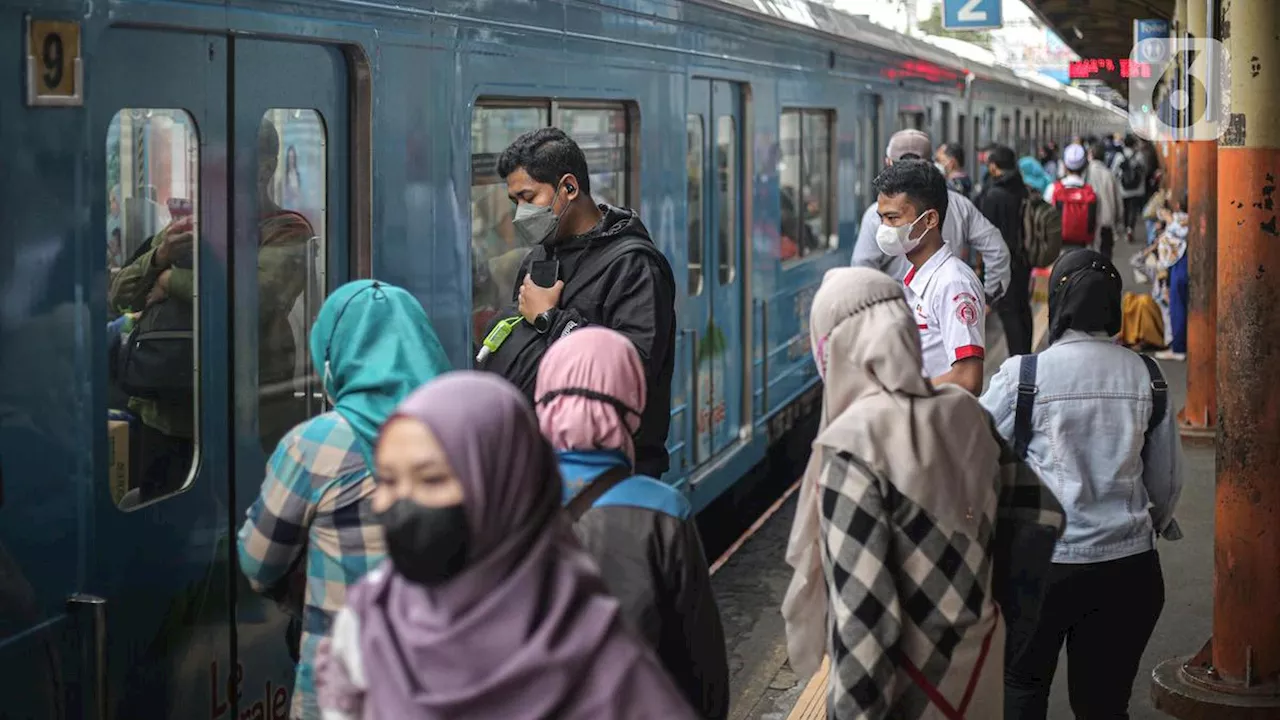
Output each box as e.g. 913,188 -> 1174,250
0,0 -> 1126,716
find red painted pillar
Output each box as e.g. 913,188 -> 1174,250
1153,0 -> 1280,713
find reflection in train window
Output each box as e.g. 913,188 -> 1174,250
779,109 -> 836,262
105,108 -> 199,510
257,109 -> 326,453
716,115 -> 737,285
468,100 -> 634,347
687,115 -> 704,296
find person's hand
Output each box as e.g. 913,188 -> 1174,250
519,276 -> 564,323
146,269 -> 172,307
155,230 -> 193,269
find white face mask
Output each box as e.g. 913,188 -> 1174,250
875,211 -> 932,257
934,161 -> 948,176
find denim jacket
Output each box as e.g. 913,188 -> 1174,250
980,331 -> 1184,564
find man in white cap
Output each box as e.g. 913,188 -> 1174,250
1045,143 -> 1119,257
852,129 -> 1011,304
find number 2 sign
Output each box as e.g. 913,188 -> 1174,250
943,0 -> 1003,31
26,16 -> 83,107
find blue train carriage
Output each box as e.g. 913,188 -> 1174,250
0,0 -> 1124,717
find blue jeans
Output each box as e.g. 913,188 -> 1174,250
1146,219 -> 1159,246
1169,254 -> 1189,353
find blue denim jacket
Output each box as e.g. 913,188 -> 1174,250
980,331 -> 1184,564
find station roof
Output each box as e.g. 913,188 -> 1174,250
1023,0 -> 1175,100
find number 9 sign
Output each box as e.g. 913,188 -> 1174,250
26,17 -> 83,107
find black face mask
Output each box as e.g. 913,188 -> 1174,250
378,499 -> 469,586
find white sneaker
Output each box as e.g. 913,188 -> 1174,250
1153,349 -> 1186,361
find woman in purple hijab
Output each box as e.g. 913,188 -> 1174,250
314,371 -> 696,720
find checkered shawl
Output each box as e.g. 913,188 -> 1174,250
238,411 -> 386,719
813,420 -> 1064,720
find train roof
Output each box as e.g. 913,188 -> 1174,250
705,0 -> 1125,117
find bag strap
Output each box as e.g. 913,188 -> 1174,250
1013,354 -> 1038,460
1138,354 -> 1168,436
560,236 -> 661,306
565,466 -> 633,521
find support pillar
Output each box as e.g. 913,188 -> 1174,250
1152,0 -> 1280,714
1179,0 -> 1218,441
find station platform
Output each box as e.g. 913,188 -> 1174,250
715,288 -> 1212,720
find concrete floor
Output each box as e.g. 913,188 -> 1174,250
715,317 -> 1213,720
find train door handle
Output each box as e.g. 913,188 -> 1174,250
66,594 -> 107,720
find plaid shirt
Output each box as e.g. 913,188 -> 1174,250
817,435 -> 1064,719
238,411 -> 385,720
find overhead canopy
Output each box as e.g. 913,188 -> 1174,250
1023,0 -> 1176,100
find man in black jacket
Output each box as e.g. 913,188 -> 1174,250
495,127 -> 677,478
976,145 -> 1034,356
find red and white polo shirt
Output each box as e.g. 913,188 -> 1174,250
902,245 -> 986,379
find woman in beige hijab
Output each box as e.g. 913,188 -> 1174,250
782,267 -> 1062,719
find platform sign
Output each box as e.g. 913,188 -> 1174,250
25,16 -> 83,107
1134,19 -> 1171,67
942,0 -> 1003,31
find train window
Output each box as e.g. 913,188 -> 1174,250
779,109 -> 836,262
940,102 -> 951,143
257,109 -> 327,453
957,114 -> 967,155
687,115 -> 704,296
897,111 -> 924,131
716,115 -> 737,285
468,101 -> 634,346
1000,116 -> 1011,145
106,108 -> 199,510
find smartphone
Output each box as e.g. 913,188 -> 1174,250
168,198 -> 193,218
530,259 -> 560,288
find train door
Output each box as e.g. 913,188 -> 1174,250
686,78 -> 745,466
229,37 -> 352,717
88,27 -> 236,718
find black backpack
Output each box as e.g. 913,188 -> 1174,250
112,230 -> 196,401
475,236 -> 671,400
1012,351 -> 1168,460
1118,154 -> 1143,192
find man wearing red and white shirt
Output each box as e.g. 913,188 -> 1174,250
873,159 -> 985,393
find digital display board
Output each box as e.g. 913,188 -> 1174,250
1069,59 -> 1153,79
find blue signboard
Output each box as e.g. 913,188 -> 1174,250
942,0 -> 1003,31
1133,19 -> 1171,66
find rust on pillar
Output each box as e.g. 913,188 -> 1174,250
1180,0 -> 1218,440
1152,0 -> 1280,714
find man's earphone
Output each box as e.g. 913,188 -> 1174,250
322,280 -> 383,392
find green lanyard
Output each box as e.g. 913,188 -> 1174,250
475,316 -> 523,363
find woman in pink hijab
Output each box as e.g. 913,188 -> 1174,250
314,371 -> 695,719
535,328 -> 728,719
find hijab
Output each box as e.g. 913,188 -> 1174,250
1019,155 -> 1053,195
1047,250 -> 1123,345
348,372 -> 694,719
308,280 -> 451,468
536,327 -> 645,463
781,268 -> 1002,678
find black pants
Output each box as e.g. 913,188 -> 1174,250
1005,550 -> 1165,720
1123,197 -> 1144,241
1099,227 -> 1116,261
995,260 -> 1033,356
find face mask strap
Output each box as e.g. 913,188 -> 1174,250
536,387 -> 642,425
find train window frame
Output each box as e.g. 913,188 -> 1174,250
778,107 -> 837,267
467,97 -> 640,348
256,108 -> 330,453
105,107 -> 201,511
715,114 -> 738,286
686,114 -> 705,297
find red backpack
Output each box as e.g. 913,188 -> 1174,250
1053,179 -> 1098,246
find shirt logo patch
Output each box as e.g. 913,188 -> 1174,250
953,292 -> 979,327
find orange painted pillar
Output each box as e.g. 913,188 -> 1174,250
1152,0 -> 1280,713
1180,0 -> 1218,439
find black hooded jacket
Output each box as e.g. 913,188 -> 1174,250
977,170 -> 1030,269
513,204 -> 677,478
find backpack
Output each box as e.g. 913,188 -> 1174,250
1020,194 -> 1063,268
1118,153 -> 1143,191
475,235 -> 672,399
1053,179 -> 1098,246
1012,351 -> 1167,461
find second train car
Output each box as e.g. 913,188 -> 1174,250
0,0 -> 1126,716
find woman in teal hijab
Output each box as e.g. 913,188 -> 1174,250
309,279 -> 452,466
1019,156 -> 1054,195
238,278 -> 450,720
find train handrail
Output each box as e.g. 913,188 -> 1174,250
681,327 -> 698,468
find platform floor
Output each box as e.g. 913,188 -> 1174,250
716,304 -> 1212,720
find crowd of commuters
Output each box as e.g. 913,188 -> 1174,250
233,124 -> 1183,719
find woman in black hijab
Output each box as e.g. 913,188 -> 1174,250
979,249 -> 1184,719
